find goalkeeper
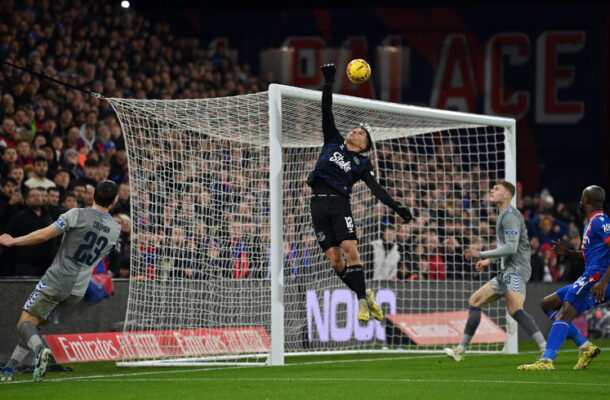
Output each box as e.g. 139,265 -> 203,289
307,63 -> 413,322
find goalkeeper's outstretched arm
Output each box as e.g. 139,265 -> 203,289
320,64 -> 342,145
361,171 -> 412,223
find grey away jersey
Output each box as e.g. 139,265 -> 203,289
491,205 -> 531,279
41,208 -> 121,296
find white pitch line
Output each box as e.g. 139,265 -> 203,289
4,348 -> 607,385
10,376 -> 610,387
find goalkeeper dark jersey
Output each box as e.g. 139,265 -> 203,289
307,83 -> 400,211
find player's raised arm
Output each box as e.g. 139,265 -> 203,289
361,168 -> 413,223
0,225 -> 59,247
320,64 -> 343,145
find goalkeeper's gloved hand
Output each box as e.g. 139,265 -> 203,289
321,63 -> 336,84
396,205 -> 413,223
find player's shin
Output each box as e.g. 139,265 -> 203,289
5,339 -> 31,370
19,321 -> 43,355
512,309 -> 546,350
543,320 -> 570,360
545,310 -> 587,346
460,306 -> 481,348
342,264 -> 366,299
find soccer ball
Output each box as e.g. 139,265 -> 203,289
346,59 -> 371,84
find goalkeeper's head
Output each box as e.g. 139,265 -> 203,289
347,123 -> 373,153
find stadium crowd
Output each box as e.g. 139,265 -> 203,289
0,0 -> 588,284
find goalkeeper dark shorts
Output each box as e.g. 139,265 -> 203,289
310,194 -> 358,252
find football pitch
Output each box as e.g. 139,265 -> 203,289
3,340 -> 610,400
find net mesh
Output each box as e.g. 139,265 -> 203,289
108,88 -> 511,366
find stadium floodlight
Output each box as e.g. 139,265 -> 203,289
107,84 -> 517,367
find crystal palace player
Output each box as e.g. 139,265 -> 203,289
519,185 -> 610,370
308,64 -> 413,322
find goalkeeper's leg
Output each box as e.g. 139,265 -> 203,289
328,241 -> 371,321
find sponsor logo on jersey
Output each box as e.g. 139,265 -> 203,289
329,152 -> 352,172
505,230 -> 519,236
316,231 -> 326,242
602,224 -> 610,234
57,218 -> 66,229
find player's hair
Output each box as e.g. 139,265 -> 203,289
358,123 -> 373,153
584,185 -> 605,208
496,179 -> 515,198
94,180 -> 118,207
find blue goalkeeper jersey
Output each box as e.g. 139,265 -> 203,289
582,211 -> 610,275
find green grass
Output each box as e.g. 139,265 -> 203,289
3,340 -> 610,399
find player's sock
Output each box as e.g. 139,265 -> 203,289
336,266 -> 355,292
543,320 -> 570,360
512,309 -> 546,350
5,339 -> 31,369
342,265 -> 366,300
459,306 -> 481,348
545,310 -> 586,347
19,321 -> 43,355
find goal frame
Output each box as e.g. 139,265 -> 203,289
267,84 -> 517,366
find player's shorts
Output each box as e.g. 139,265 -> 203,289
555,271 -> 610,314
23,281 -> 82,324
489,272 -> 527,296
310,194 -> 357,252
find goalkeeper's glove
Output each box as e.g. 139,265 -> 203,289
396,205 -> 413,223
321,63 -> 336,84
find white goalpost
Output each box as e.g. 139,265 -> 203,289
107,83 -> 516,367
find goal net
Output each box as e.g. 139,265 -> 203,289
107,84 -> 516,367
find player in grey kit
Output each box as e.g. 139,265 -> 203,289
0,180 -> 120,382
444,180 -> 546,361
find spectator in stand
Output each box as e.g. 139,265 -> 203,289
62,148 -> 84,182
0,177 -> 23,232
56,108 -> 74,138
110,182 -> 130,216
83,184 -> 95,208
110,213 -> 131,278
0,118 -> 18,148
8,164 -> 25,191
529,237 -> 545,282
52,168 -> 70,198
421,230 -> 446,280
46,187 -> 65,219
396,223 -> 419,280
0,146 -> 18,178
64,127 -> 84,152
529,214 -> 569,248
24,156 -> 55,190
15,139 -> 33,167
96,160 -> 111,182
61,192 -> 78,210
371,224 -> 400,281
74,158 -> 99,187
443,236 -> 467,280
109,148 -> 128,183
3,188 -> 55,276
